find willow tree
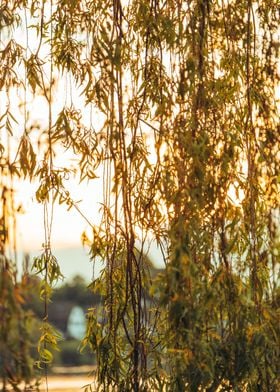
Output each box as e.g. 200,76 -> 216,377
0,0 -> 279,391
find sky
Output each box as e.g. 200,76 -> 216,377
3,20 -> 105,282
14,177 -> 99,282
16,178 -> 101,251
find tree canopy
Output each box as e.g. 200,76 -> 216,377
0,1 -> 279,391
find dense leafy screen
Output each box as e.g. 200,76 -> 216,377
0,0 -> 279,391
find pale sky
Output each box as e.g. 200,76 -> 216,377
16,177 -> 102,252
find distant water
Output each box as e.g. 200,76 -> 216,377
16,246 -> 103,285
16,242 -> 165,285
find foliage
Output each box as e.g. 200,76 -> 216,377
52,275 -> 100,306
57,339 -> 94,367
0,257 -> 41,390
0,0 -> 279,391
